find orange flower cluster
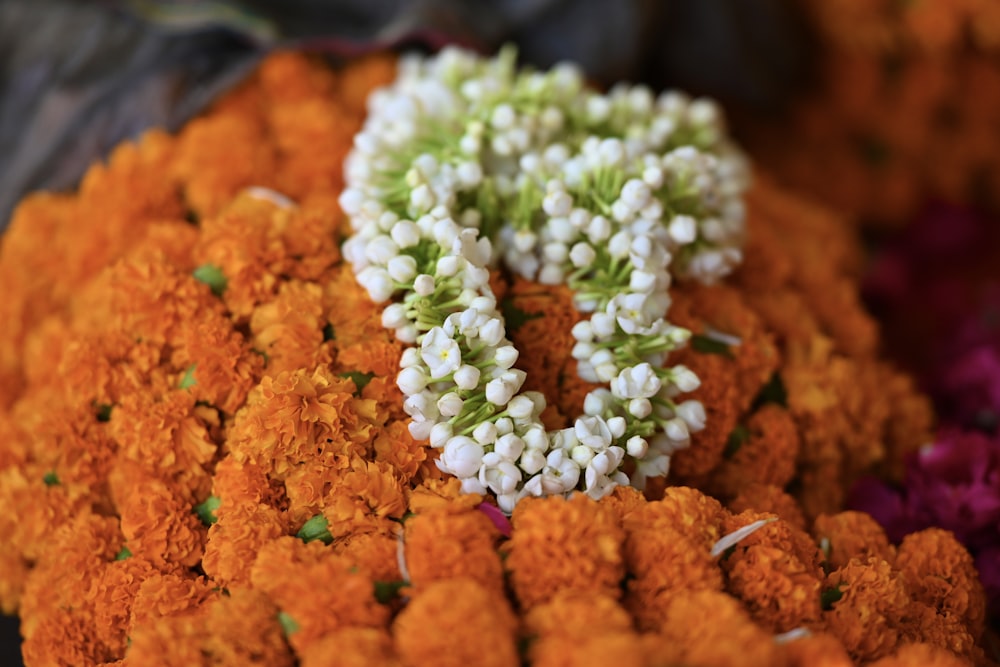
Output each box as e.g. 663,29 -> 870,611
0,50 -> 990,666
739,0 -> 1000,225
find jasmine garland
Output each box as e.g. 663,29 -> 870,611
340,46 -> 750,511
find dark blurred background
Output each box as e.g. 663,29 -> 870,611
0,0 -> 812,233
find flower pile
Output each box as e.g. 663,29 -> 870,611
340,47 -> 748,510
739,0 -> 1000,226
0,49 -> 992,666
850,202 -> 1000,620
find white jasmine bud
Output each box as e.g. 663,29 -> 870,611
413,273 -> 436,296
387,255 -> 417,283
454,364 -> 482,390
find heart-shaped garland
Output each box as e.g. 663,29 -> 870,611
340,46 -> 750,512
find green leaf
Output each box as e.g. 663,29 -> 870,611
390,511 -> 416,525
42,471 -> 59,486
752,372 -> 787,409
193,264 -> 228,296
277,611 -> 299,636
820,585 -> 844,610
115,546 -> 132,561
339,371 -> 374,394
179,364 -> 197,390
194,496 -> 221,526
723,425 -> 751,459
691,333 -> 733,358
322,323 -> 336,342
297,515 -> 333,545
95,403 -> 113,422
373,580 -> 409,604
500,297 -> 542,334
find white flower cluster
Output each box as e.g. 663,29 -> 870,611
340,46 -> 749,512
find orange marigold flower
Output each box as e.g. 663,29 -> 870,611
111,465 -> 206,569
227,366 -> 375,479
668,347 -> 741,480
722,511 -> 824,578
109,389 -> 219,502
172,108 -> 278,220
299,627 -> 401,667
403,505 -> 504,596
624,486 -> 726,549
75,254 -> 227,351
21,607 -> 116,667
250,279 -> 333,377
54,331 -> 170,411
333,532 -> 401,583
335,53 -> 398,116
250,537 -> 390,655
823,557 -> 910,662
530,633 -> 649,667
280,196 -> 344,279
743,288 -> 823,353
522,589 -> 634,640
813,511 -> 895,571
623,523 -> 723,631
266,91 -> 354,200
0,549 -> 28,614
504,494 -> 625,610
877,365 -> 934,483
0,193 -> 77,403
88,556 -> 163,658
11,395 -> 118,510
373,420 -> 429,484
720,511 -> 824,632
0,463 -> 89,581
126,588 -> 294,667
321,457 -> 408,538
669,283 -> 780,413
66,129 -> 185,293
362,375 -> 408,425
322,264 -> 392,345
407,477 -> 483,514
202,459 -> 288,587
201,505 -> 286,588
710,404 -> 800,498
724,542 -> 823,633
192,194 -> 297,321
392,578 -> 519,667
210,455 -> 288,509
505,278 -> 593,425
866,641 -> 972,667
728,483 -> 807,532
128,571 -> 218,636
281,461 -> 343,526
337,339 -> 403,379
650,588 -> 787,667
257,51 -> 338,103
899,601 -> 981,663
598,485 -> 648,524
734,204 -> 794,291
522,592 -> 646,667
780,632 -> 853,667
895,528 -> 987,640
127,220 -> 200,272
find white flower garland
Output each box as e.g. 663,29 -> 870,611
340,46 -> 750,512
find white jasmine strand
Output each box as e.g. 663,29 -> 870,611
342,45 -> 749,511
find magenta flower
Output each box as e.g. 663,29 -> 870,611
476,501 -> 512,537
850,428 -> 1000,614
